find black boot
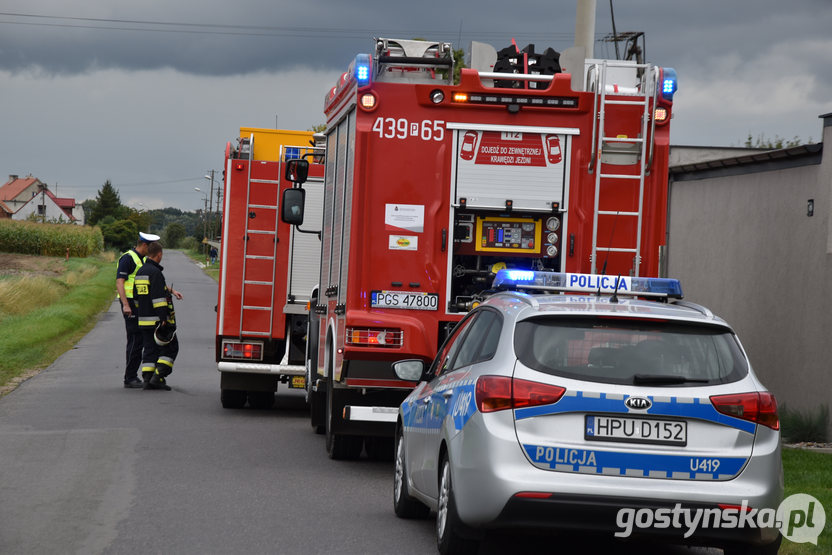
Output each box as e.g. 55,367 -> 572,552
146,373 -> 171,391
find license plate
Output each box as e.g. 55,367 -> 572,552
289,376 -> 306,389
371,290 -> 439,311
585,414 -> 687,446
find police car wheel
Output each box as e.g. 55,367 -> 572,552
723,535 -> 781,555
393,431 -> 429,519
436,455 -> 478,555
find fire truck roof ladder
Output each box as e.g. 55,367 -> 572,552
239,132 -> 281,337
373,38 -> 454,84
587,60 -> 661,277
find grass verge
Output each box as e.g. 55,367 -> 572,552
0,253 -> 116,393
780,447 -> 831,554
183,248 -> 219,282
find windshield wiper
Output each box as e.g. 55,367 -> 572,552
632,374 -> 710,385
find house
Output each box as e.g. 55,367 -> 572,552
0,174 -> 84,224
11,189 -> 78,223
667,113 -> 832,435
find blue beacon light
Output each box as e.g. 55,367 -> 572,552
660,67 -> 678,101
355,54 -> 371,85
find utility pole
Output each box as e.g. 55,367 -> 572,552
208,169 -> 214,241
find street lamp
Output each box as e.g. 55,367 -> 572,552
203,171 -> 221,242
194,187 -> 208,249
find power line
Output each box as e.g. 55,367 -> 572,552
0,11 -> 596,42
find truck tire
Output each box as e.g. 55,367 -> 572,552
436,455 -> 478,555
366,436 -> 394,462
394,430 -> 429,519
325,379 -> 363,460
221,389 -> 246,409
247,391 -> 274,410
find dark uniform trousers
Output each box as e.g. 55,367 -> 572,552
139,330 -> 180,382
123,301 -> 143,383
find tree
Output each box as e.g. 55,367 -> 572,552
101,219 -> 138,251
163,222 -> 187,249
743,134 -> 809,149
88,180 -> 124,225
453,47 -> 467,85
308,124 -> 327,133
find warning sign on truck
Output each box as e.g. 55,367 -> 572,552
453,129 -> 570,212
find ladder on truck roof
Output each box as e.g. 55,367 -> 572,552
238,132 -> 281,337
587,60 -> 661,277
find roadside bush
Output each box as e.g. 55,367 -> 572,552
179,236 -> 199,251
101,219 -> 138,251
0,219 -> 103,257
163,222 -> 187,248
780,404 -> 829,443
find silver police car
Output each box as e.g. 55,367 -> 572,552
392,271 -> 782,555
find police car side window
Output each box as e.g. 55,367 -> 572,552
450,309 -> 501,371
431,313 -> 478,377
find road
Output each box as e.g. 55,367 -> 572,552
0,251 -> 717,554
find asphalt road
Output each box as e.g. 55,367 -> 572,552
0,251 -> 717,554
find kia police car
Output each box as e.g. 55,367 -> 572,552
392,271 -> 782,555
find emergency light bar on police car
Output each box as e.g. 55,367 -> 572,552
492,270 -> 684,299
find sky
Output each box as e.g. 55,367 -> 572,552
1,1 -> 831,212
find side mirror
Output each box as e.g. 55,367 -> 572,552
281,188 -> 306,225
285,159 -> 309,184
392,359 -> 425,382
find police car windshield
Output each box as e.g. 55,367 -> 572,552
514,317 -> 747,386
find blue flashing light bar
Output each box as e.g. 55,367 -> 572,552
355,53 -> 372,85
493,270 -> 683,299
660,67 -> 678,101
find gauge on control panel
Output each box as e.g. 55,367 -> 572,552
547,232 -> 558,244
546,245 -> 558,257
546,216 -> 560,232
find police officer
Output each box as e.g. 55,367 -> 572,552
134,241 -> 183,390
116,232 -> 159,388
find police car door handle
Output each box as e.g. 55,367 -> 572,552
422,397 -> 431,405
442,390 -> 454,399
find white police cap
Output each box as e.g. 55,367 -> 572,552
138,232 -> 161,243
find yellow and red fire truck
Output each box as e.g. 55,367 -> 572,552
283,38 -> 678,458
215,128 -> 324,409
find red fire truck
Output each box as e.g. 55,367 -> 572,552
282,38 -> 677,458
215,128 -> 324,409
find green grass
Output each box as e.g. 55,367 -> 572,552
183,248 -> 219,282
0,255 -> 115,390
780,447 -> 832,554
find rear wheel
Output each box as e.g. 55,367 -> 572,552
247,391 -> 275,410
220,389 -> 246,409
393,431 -> 429,519
325,377 -> 363,460
366,436 -> 395,461
723,536 -> 781,555
436,455 -> 478,555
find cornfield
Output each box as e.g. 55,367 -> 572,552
0,219 -> 103,257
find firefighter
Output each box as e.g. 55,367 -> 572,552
134,241 -> 183,391
116,231 -> 159,388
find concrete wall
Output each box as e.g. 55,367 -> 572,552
667,119 -> 832,425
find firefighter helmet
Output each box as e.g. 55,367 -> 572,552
154,323 -> 176,346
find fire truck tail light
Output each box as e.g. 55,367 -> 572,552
654,107 -> 669,123
710,392 -> 779,430
346,327 -> 403,348
453,92 -> 469,103
360,93 -> 377,109
660,67 -> 678,101
222,340 -> 264,361
235,162 -> 245,171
